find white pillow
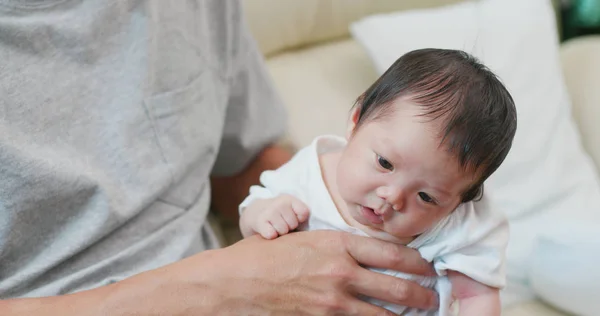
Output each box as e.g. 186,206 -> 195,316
350,0 -> 600,309
528,222 -> 600,316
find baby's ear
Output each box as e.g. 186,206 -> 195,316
346,98 -> 363,139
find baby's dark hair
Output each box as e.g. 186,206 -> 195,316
355,48 -> 517,202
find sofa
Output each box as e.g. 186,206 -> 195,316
234,1 -> 600,315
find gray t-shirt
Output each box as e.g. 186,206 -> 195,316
0,0 -> 286,298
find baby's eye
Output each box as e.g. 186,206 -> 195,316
376,155 -> 393,171
418,192 -> 436,204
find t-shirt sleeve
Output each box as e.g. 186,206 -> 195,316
211,6 -> 287,177
418,195 -> 509,289
239,145 -> 312,214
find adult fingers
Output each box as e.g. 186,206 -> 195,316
344,299 -> 399,316
343,234 -> 435,276
349,268 -> 438,311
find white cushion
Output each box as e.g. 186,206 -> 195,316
349,0 -> 600,310
529,223 -> 600,316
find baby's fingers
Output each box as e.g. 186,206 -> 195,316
256,221 -> 278,240
280,208 -> 300,231
291,199 -> 310,222
270,214 -> 291,236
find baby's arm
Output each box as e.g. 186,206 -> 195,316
239,194 -> 310,239
448,271 -> 500,316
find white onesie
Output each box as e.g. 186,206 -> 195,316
240,136 -> 508,315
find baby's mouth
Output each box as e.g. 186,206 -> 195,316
359,205 -> 384,224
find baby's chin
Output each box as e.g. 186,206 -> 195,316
344,203 -> 416,244
360,223 -> 415,245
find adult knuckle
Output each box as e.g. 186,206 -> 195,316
383,243 -> 405,267
319,292 -> 348,313
325,260 -> 355,281
316,231 -> 345,249
390,280 -> 410,301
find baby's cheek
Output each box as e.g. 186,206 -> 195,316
400,210 -> 436,236
340,178 -> 368,205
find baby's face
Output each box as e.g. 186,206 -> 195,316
336,100 -> 475,242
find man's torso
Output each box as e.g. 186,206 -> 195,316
0,0 -> 236,297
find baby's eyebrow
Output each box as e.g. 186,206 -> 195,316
377,137 -> 405,164
431,187 -> 451,197
422,179 -> 453,198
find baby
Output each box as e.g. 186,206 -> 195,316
239,48 -> 517,315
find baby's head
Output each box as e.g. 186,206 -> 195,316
336,48 -> 516,242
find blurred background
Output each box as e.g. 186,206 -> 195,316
561,0 -> 600,40
215,1 -> 600,315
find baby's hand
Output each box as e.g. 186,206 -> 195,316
240,194 -> 310,239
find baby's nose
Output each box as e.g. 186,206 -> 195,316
376,187 -> 405,211
389,195 -> 404,212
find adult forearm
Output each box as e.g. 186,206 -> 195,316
211,144 -> 292,222
0,250 -> 222,316
0,230 -> 439,316
0,286 -> 110,316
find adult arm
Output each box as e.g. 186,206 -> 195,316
1,231 -> 437,316
211,144 -> 292,222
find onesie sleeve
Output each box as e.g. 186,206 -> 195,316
239,144 -> 312,214
418,195 -> 509,288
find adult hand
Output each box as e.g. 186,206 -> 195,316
139,230 -> 438,315
0,230 -> 437,316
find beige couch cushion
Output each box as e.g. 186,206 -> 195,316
561,36 -> 600,174
245,0 -> 561,57
267,39 -> 376,147
245,0 -> 464,56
